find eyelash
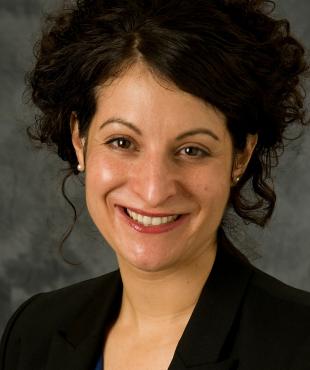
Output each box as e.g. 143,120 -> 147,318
104,136 -> 210,158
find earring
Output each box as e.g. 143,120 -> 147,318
233,176 -> 241,185
77,164 -> 84,172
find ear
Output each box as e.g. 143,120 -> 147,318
70,112 -> 86,171
232,134 -> 258,184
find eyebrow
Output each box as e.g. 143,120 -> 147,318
99,117 -> 220,141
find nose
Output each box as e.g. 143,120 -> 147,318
130,153 -> 179,208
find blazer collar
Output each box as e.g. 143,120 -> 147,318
46,271 -> 123,370
169,234 -> 253,369
47,231 -> 253,370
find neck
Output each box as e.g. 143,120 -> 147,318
116,241 -> 217,331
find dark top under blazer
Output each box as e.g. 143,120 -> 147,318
1,236 -> 310,370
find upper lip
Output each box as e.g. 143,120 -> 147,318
118,205 -> 182,217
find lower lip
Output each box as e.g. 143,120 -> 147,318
117,206 -> 189,234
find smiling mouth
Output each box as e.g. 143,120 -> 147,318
123,207 -> 182,226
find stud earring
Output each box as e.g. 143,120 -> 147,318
233,176 -> 241,185
77,164 -> 84,172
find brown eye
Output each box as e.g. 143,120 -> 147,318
180,146 -> 209,158
105,137 -> 133,150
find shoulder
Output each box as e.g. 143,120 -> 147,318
0,270 -> 120,365
221,236 -> 310,327
6,269 -> 120,330
29,269 -> 120,308
239,264 -> 310,364
247,265 -> 310,316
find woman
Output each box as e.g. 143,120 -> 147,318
1,0 -> 310,369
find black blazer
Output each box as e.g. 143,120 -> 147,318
1,237 -> 310,370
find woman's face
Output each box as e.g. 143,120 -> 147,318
72,62 -> 256,273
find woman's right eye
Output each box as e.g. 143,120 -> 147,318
104,136 -> 134,150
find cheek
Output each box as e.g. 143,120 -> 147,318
194,163 -> 232,208
85,151 -> 125,199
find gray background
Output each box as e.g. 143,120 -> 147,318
0,0 -> 309,336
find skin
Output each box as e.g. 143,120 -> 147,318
71,61 -> 257,370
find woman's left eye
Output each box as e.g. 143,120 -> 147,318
179,146 -> 210,158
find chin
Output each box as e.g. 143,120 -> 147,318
119,249 -> 178,273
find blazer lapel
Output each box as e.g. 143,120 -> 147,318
45,270 -> 123,370
169,231 -> 254,369
45,333 -> 102,370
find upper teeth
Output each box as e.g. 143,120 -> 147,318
127,209 -> 179,226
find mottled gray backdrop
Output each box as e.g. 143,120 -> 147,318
0,0 -> 310,336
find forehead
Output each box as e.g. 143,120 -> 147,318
92,62 -> 228,137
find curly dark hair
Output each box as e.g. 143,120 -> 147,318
26,0 -> 309,250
